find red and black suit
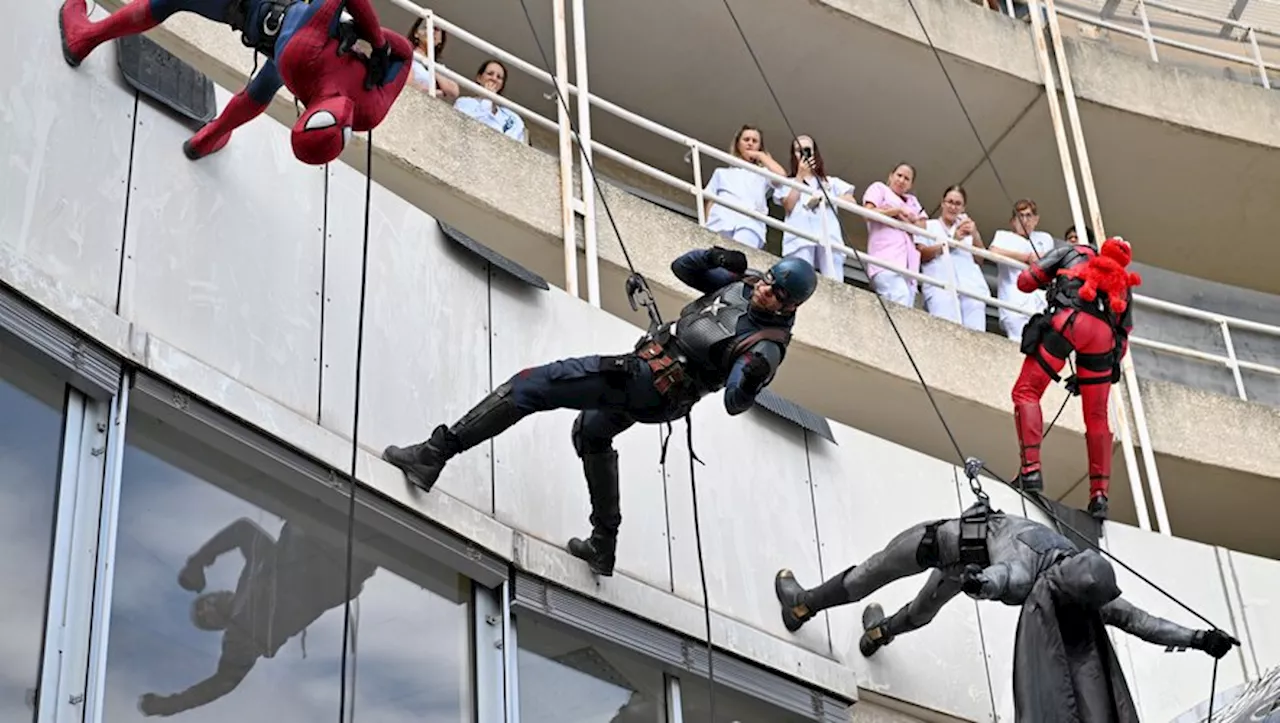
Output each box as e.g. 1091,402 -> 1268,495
1011,242 -> 1135,520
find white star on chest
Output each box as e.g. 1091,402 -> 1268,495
702,296 -> 729,316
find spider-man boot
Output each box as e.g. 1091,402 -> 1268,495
1085,430 -> 1111,520
183,90 -> 271,160
1013,402 -> 1044,493
59,0 -> 158,68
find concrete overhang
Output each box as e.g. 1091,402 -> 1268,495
126,9 -> 1280,560
370,0 -> 1280,297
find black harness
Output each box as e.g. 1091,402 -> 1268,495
1020,269 -> 1126,394
227,0 -> 297,57
916,503 -> 993,569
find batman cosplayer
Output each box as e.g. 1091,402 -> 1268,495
383,246 -> 818,578
774,502 -> 1238,722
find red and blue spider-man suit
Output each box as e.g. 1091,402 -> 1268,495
59,0 -> 412,165
1011,236 -> 1141,521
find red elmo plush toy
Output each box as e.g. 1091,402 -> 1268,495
1057,236 -> 1143,313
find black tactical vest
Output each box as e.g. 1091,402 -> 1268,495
652,280 -> 791,393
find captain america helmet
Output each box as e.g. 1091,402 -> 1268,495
764,256 -> 817,307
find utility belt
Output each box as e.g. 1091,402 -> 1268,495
634,338 -> 699,402
228,0 -> 297,57
916,504 -> 993,569
1020,302 -> 1123,393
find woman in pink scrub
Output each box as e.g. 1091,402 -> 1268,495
772,135 -> 858,280
863,163 -> 927,307
702,125 -> 788,250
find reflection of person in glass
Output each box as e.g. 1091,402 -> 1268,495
137,517 -> 377,717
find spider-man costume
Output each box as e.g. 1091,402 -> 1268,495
58,0 -> 412,165
1011,237 -> 1141,521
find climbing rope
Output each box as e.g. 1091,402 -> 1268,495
337,130 -> 374,723
717,0 -> 1231,707
509,2 -> 719,717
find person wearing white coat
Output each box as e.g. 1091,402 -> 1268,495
915,184 -> 992,331
772,135 -> 857,281
701,125 -> 788,250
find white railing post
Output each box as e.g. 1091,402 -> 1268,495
1111,388 -> 1152,531
1136,0 -> 1160,63
1220,320 -> 1249,400
551,0 -> 579,299
691,146 -> 707,227
1248,27 -> 1271,89
572,0 -> 600,308
1029,0 -> 1089,240
1121,356 -> 1171,533
425,13 -> 438,98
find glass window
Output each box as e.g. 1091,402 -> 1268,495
102,410 -> 473,722
517,615 -> 667,723
679,675 -> 815,723
0,347 -> 67,721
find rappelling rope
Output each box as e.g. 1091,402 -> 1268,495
716,0 -> 1232,694
509,1 -> 719,717
337,130 -> 374,723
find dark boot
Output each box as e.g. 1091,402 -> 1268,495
858,603 -> 895,657
1013,402 -> 1044,492
568,450 -> 621,577
382,382 -> 523,493
1085,430 -> 1112,520
774,567 -> 853,633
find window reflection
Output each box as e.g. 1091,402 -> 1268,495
517,615 -> 666,723
0,354 -> 65,720
104,412 -> 473,722
679,675 -> 814,723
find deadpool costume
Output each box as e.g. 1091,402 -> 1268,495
382,247 -> 819,577
774,501 -> 1238,722
1011,237 -> 1141,520
58,0 -> 411,165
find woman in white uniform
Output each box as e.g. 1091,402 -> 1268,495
701,125 -> 788,250
406,18 -> 459,103
915,184 -> 992,331
772,135 -> 858,281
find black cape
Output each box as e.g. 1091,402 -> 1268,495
1012,574 -> 1140,723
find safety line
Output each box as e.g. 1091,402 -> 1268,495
337,129 -> 375,723
510,2 -> 719,718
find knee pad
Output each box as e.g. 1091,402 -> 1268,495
571,414 -> 615,457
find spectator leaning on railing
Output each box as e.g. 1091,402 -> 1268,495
701,125 -> 788,251
988,199 -> 1057,341
773,135 -> 857,281
915,184 -> 991,331
407,18 -> 459,103
863,163 -> 928,308
454,59 -> 527,143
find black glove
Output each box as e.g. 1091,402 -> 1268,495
138,693 -> 180,717
960,564 -> 986,597
363,42 -> 393,91
335,21 -> 360,56
1196,629 -> 1240,659
177,556 -> 207,593
740,353 -> 771,394
710,246 -> 748,275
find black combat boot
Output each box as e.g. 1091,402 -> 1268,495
774,567 -> 853,633
858,603 -> 897,657
382,382 -> 523,493
1016,469 -> 1044,494
1088,492 -> 1109,520
567,450 -> 621,577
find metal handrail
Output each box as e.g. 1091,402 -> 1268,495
392,1 -> 1280,404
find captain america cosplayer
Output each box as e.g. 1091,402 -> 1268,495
382,246 -> 819,577
774,501 -> 1237,721
58,0 -> 412,165
1012,236 -> 1141,520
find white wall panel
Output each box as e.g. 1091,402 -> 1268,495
1226,549 -> 1280,677
324,159 -> 495,513
122,86 -> 325,418
1103,522 -> 1247,723
488,278 -> 672,590
662,404 -> 827,658
1,0 -> 134,309
809,425 -> 991,722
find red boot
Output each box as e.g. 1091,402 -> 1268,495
1013,402 -> 1044,492
182,90 -> 271,160
59,0 -> 158,67
1085,430 -> 1112,520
